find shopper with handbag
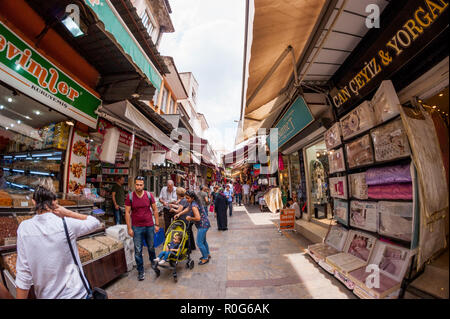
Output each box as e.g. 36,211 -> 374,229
15,186 -> 102,299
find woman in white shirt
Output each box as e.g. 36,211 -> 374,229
15,186 -> 101,299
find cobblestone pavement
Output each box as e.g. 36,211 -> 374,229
104,204 -> 356,299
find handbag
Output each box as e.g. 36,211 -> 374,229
62,217 -> 108,299
209,205 -> 214,213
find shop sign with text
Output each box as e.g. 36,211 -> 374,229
331,0 -> 448,110
0,21 -> 101,128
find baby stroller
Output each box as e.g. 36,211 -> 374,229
153,219 -> 195,282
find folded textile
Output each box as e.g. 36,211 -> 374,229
371,118 -> 411,162
340,101 -> 376,140
365,164 -> 412,185
345,134 -> 374,168
325,122 -> 342,150
368,183 -> 412,200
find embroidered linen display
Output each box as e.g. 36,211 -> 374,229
365,163 -> 412,185
328,147 -> 346,173
378,201 -> 413,242
348,173 -> 368,199
370,241 -> 412,282
325,224 -> 349,251
350,201 -> 378,232
368,183 -> 412,200
324,122 -> 342,150
371,80 -> 401,124
340,101 -> 376,140
333,199 -> 349,226
345,134 -> 374,168
370,118 -> 411,162
329,176 -> 348,199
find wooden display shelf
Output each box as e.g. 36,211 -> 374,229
82,248 -> 127,289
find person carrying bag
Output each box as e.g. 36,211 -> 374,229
62,217 -> 107,299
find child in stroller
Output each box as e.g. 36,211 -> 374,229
153,219 -> 195,282
154,232 -> 182,265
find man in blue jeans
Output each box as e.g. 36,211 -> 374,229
125,176 -> 160,281
224,184 -> 233,217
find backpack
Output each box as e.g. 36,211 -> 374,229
127,191 -> 154,206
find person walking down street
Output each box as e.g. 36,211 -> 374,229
185,191 -> 211,265
242,182 -> 250,205
224,184 -> 234,217
172,187 -> 196,251
159,180 -> 178,232
125,176 -> 160,281
197,185 -> 210,217
111,176 -> 126,225
234,181 -> 242,206
15,186 -> 101,299
214,187 -> 228,231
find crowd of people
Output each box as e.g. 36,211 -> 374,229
10,177 -> 285,298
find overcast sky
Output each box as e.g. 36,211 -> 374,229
159,0 -> 245,154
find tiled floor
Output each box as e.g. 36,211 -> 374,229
104,204 -> 356,299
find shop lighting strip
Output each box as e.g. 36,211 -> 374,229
31,153 -> 54,157
46,157 -> 62,161
12,169 -> 25,173
29,171 -> 54,176
14,155 -> 27,158
3,156 -> 12,159
2,168 -> 9,171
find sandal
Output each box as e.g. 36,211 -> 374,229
198,258 -> 209,265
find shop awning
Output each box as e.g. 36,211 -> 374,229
25,0 -> 163,103
238,0 -> 328,144
98,100 -> 178,153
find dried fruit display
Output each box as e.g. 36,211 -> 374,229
16,215 -> 34,225
77,244 -> 93,264
0,191 -> 13,207
0,217 -> 19,246
57,199 -> 77,206
93,235 -> 123,251
77,238 -> 110,259
2,252 -> 17,278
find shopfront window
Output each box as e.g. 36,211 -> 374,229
304,139 -> 330,219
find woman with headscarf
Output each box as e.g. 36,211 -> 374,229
214,187 -> 228,231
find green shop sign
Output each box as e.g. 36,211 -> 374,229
268,96 -> 314,150
85,0 -> 162,90
0,21 -> 101,128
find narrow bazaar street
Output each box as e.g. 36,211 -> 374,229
104,203 -> 355,299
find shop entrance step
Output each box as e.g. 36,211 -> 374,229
407,249 -> 449,299
294,219 -> 329,244
310,218 -> 333,230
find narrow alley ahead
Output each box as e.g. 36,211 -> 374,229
105,204 -> 355,299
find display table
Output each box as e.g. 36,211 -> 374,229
82,248 -> 127,289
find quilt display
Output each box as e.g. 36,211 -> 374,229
326,230 -> 377,274
371,80 -> 401,124
345,134 -> 374,168
348,173 -> 368,199
93,235 -> 124,251
328,148 -> 346,173
368,183 -> 412,200
333,199 -> 349,225
307,225 -> 349,261
329,176 -> 348,199
340,101 -> 376,140
349,241 -> 412,299
324,122 -> 342,150
370,118 -> 411,162
378,201 -> 413,242
365,163 -> 412,185
350,201 -> 378,232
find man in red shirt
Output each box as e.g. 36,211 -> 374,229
125,176 -> 160,281
234,181 -> 242,206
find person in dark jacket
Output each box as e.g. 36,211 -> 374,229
214,187 -> 228,231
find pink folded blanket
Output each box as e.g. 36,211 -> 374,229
368,183 -> 412,200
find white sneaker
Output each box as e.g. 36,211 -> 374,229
153,257 -> 160,263
158,260 -> 166,265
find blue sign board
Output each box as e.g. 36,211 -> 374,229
268,96 -> 314,150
